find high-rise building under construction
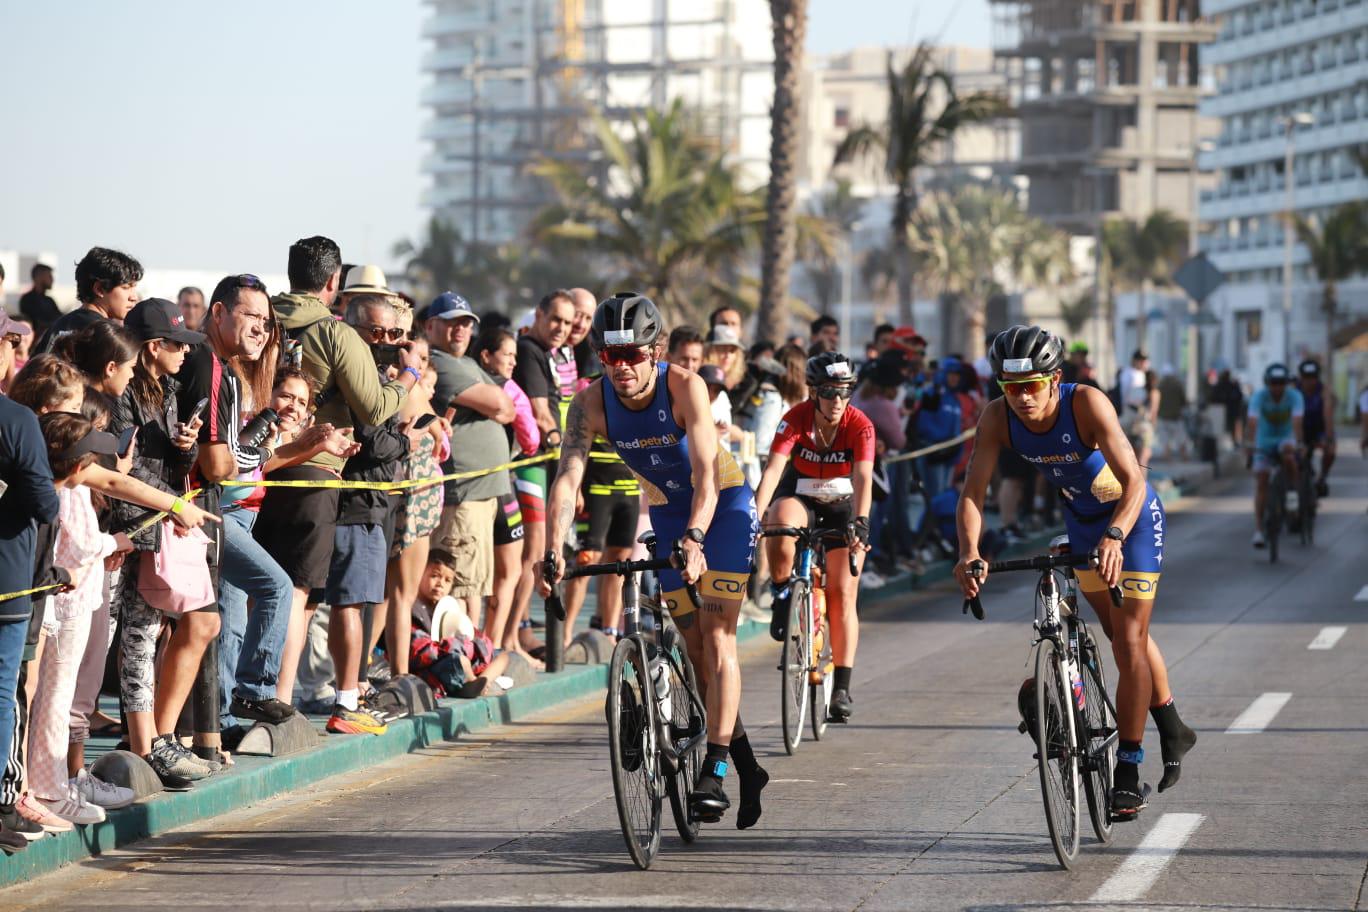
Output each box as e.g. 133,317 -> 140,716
420,0 -> 774,245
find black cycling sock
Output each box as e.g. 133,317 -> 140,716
1152,699 -> 1197,792
703,742 -> 729,780
1115,740 -> 1142,793
728,733 -> 759,775
833,666 -> 853,692
770,577 -> 791,596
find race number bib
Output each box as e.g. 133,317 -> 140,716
795,477 -> 854,503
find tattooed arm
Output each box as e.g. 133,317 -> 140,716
539,385 -> 602,594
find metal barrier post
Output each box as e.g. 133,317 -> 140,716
191,636 -> 221,761
545,605 -> 564,673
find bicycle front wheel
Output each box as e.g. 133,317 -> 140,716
607,637 -> 662,869
1078,632 -> 1115,845
780,580 -> 811,755
1033,637 -> 1081,869
664,636 -> 704,844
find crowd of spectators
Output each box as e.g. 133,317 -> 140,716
0,238 -> 1129,853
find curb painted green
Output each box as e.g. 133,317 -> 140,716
0,619 -> 769,888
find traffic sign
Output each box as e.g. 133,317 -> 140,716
1173,253 -> 1225,303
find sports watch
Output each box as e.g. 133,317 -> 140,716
1104,526 -> 1125,542
682,527 -> 706,545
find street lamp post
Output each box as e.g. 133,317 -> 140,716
1279,111 -> 1314,364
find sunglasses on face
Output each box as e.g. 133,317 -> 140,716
156,339 -> 189,353
364,325 -> 406,343
814,384 -> 854,400
599,346 -> 652,367
997,374 -> 1054,396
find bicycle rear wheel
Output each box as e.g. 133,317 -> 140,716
1078,632 -> 1115,845
780,580 -> 811,755
607,637 -> 662,869
664,637 -> 704,844
1033,637 -> 1080,869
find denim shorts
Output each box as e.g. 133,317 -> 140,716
324,523 -> 388,606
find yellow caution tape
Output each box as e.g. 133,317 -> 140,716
229,450 -> 561,493
882,429 -> 977,465
130,489 -> 205,536
0,583 -> 63,604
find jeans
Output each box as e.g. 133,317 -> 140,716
0,618 -> 27,775
218,508 -> 293,728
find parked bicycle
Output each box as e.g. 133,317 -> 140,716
544,533 -> 706,870
963,539 -> 1122,870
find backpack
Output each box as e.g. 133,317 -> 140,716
915,384 -> 963,464
409,634 -> 468,696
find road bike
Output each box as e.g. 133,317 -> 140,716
1258,446 -> 1316,563
544,533 -> 706,870
963,539 -> 1121,870
760,526 -> 859,754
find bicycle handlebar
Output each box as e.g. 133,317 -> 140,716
961,548 -> 1122,621
541,546 -> 703,621
760,525 -> 861,577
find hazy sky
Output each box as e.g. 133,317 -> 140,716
0,0 -> 990,277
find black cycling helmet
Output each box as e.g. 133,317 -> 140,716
589,291 -> 662,351
1264,362 -> 1291,383
805,351 -> 856,387
989,325 -> 1064,378
1298,358 -> 1321,378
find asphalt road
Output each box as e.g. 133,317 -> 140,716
6,450 -> 1367,912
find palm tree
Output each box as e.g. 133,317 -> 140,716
757,0 -> 808,344
1292,201 -> 1368,377
799,179 -> 863,313
528,101 -> 765,327
1102,211 -> 1189,355
833,43 -> 1009,324
909,183 -> 1073,359
392,216 -> 502,306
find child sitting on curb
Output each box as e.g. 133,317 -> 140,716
411,550 -> 512,697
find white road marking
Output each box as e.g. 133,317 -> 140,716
1226,692 -> 1292,734
1356,585 -> 1368,602
1308,626 -> 1347,650
1089,813 -> 1205,903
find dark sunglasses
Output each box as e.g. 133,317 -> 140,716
599,346 -> 652,367
814,384 -> 854,400
364,325 -> 407,343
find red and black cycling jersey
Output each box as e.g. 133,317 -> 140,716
770,400 -> 876,479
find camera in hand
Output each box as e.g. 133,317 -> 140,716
239,408 -> 279,449
371,342 -> 405,370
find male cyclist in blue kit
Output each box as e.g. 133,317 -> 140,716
954,326 -> 1197,819
1296,359 -> 1335,497
1245,363 -> 1305,548
540,293 -> 768,828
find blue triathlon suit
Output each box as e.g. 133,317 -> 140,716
1006,383 -> 1165,601
602,362 -> 758,611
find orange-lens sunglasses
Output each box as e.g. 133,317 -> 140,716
996,373 -> 1053,396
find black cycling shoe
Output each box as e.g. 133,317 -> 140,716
769,584 -> 791,642
1157,723 -> 1198,793
1110,784 -> 1150,821
1316,479 -> 1329,498
828,688 -> 854,722
736,764 -> 769,830
690,775 -> 730,822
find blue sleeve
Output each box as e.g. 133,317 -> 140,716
7,408 -> 59,525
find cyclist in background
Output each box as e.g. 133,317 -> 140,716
540,293 -> 768,828
753,352 -> 873,722
954,325 -> 1197,820
1296,359 -> 1335,497
1244,363 -> 1304,549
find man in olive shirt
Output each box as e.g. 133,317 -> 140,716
426,292 -> 514,613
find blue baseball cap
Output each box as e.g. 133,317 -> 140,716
426,292 -> 480,323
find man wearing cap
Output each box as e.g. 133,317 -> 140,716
426,292 -> 515,628
1296,359 -> 1335,496
263,237 -> 422,709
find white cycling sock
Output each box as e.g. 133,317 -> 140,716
336,689 -> 359,711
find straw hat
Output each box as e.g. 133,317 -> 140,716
340,264 -> 395,297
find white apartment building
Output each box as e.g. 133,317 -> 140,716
420,0 -> 774,246
1198,0 -> 1368,387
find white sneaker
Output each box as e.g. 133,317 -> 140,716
41,786 -> 106,826
70,768 -> 135,811
1252,530 -> 1266,548
859,569 -> 887,590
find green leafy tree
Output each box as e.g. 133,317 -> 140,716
910,183 -> 1073,358
757,0 -> 808,344
834,43 -> 1009,324
1101,211 -> 1189,354
392,215 -> 502,306
1292,201 -> 1368,376
799,179 -> 863,313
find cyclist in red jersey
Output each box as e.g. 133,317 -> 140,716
754,352 -> 874,720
